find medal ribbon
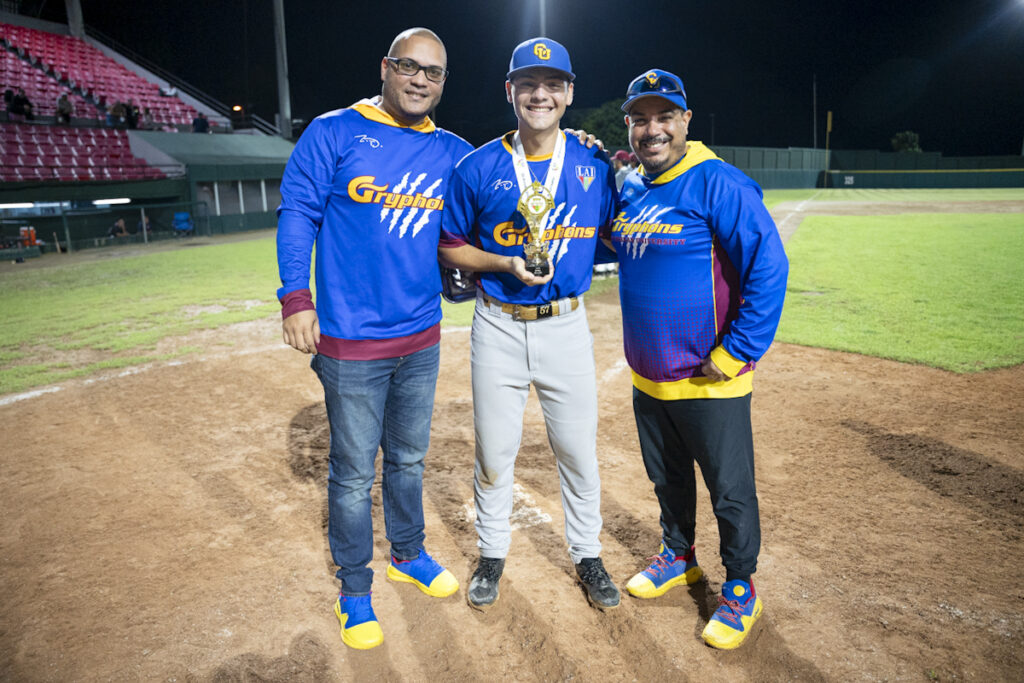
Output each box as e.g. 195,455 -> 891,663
511,131 -> 566,201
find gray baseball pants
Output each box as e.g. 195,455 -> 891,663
470,293 -> 603,564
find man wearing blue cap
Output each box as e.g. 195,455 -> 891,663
439,38 -> 620,611
604,69 -> 789,649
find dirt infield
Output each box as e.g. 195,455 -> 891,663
2,284 -> 1022,680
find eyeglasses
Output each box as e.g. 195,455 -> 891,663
386,57 -> 448,83
626,73 -> 684,98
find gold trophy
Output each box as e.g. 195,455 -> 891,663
517,181 -> 555,277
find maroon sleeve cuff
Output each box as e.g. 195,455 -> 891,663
439,230 -> 469,249
280,288 -> 315,320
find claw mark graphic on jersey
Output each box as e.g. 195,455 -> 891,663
614,203 -> 675,259
545,202 -> 579,265
490,203 -> 593,264
379,172 -> 445,238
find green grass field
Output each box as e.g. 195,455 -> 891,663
1,189 -> 1021,394
778,212 -> 1024,371
0,238 -> 281,394
760,187 -> 1024,209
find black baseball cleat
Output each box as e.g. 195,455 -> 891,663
467,556 -> 505,611
575,557 -> 620,610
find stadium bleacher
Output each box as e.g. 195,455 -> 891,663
0,21 -> 212,183
0,121 -> 165,182
0,22 -> 197,127
1,47 -> 98,120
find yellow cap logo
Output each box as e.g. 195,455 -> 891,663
645,71 -> 659,87
533,43 -> 551,60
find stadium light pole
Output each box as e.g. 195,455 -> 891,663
812,74 -> 818,149
65,0 -> 85,38
540,0 -> 547,35
272,0 -> 293,140
824,110 -> 833,188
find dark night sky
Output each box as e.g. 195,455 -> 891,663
33,0 -> 1024,156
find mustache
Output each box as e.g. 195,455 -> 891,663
639,135 -> 670,146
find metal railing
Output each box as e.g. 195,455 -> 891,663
82,25 -> 280,136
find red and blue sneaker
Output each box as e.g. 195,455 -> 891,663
334,593 -> 383,650
386,549 -> 459,598
701,579 -> 763,650
626,544 -> 704,599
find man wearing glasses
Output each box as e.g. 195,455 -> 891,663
603,69 -> 788,649
276,27 -> 472,650
438,38 -> 620,612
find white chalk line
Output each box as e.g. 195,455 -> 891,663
599,357 -> 630,386
0,385 -> 64,406
773,190 -> 824,234
461,483 -> 552,530
2,327 -> 472,408
0,342 -> 289,408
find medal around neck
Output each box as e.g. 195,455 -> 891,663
517,181 -> 555,277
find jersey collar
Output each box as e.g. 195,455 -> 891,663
500,130 -> 566,161
350,97 -> 436,133
641,141 -> 720,185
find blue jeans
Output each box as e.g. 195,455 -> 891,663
311,343 -> 439,596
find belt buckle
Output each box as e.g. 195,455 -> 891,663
512,304 -> 543,321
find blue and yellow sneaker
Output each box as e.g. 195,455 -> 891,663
626,544 -> 704,599
386,549 -> 459,598
701,579 -> 763,650
334,593 -> 383,650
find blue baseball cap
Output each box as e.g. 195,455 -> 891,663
507,37 -> 575,82
621,69 -> 687,113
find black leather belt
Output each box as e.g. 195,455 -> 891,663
482,294 -> 580,321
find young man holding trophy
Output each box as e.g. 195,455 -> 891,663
439,37 -> 620,611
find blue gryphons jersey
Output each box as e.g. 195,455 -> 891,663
441,131 -> 617,305
277,100 -> 473,341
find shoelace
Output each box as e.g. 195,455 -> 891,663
579,560 -> 610,585
714,596 -> 746,626
475,559 -> 503,582
646,553 -> 674,576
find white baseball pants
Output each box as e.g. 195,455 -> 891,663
470,293 -> 603,564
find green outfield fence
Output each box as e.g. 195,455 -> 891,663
824,168 -> 1024,189
2,200 -> 212,253
709,146 -> 1023,189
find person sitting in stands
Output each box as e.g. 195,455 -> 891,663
111,101 -> 128,128
141,108 -> 155,130
192,112 -> 210,133
56,94 -> 74,125
108,218 -> 130,238
10,88 -> 35,121
126,100 -> 139,129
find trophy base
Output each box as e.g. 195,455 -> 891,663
526,259 -> 549,277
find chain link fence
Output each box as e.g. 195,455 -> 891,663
2,200 -> 211,253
